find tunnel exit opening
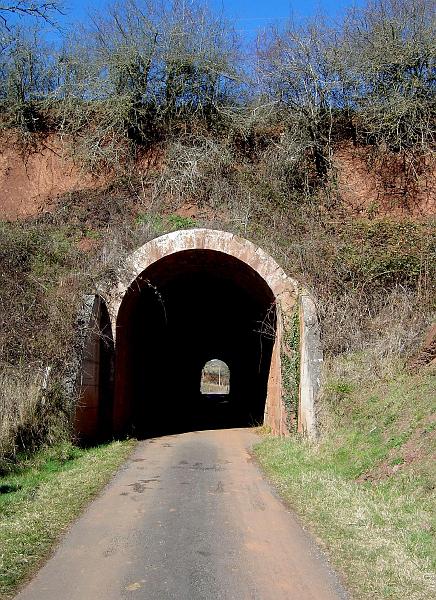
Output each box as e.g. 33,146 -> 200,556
200,359 -> 230,395
114,249 -> 277,437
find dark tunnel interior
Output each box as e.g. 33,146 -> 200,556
114,249 -> 277,437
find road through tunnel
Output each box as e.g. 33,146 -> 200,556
114,250 -> 277,437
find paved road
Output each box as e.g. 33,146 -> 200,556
16,429 -> 348,600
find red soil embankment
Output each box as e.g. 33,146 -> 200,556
1,133 -> 435,220
0,133 -> 106,220
334,142 -> 436,216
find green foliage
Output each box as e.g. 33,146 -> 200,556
167,214 -> 197,230
327,379 -> 355,399
135,212 -> 196,232
0,439 -> 135,597
281,307 -> 300,431
135,212 -> 165,231
254,358 -> 436,600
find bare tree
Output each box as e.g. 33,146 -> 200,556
48,0 -> 241,170
257,16 -> 345,178
0,1 -> 63,28
342,0 -> 435,153
256,0 -> 434,192
0,25 -> 58,130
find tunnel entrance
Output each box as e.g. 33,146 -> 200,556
75,229 -> 323,441
114,249 -> 276,437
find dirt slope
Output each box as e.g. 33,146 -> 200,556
0,133 -> 105,220
1,133 -> 435,220
334,142 -> 436,216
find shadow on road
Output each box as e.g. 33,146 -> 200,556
135,393 -> 259,439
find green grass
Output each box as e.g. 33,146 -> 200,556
254,356 -> 435,600
0,439 -> 136,599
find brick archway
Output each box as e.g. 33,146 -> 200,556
108,229 -> 299,320
77,229 -> 322,440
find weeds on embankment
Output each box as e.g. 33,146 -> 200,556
0,3 -> 434,593
254,355 -> 436,600
0,439 -> 136,599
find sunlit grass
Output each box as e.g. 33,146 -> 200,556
0,440 -> 136,599
254,358 -> 435,600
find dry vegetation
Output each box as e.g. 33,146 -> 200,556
0,0 -> 434,481
0,3 -> 434,597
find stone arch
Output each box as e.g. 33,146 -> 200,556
107,229 -> 298,321
77,229 -> 322,439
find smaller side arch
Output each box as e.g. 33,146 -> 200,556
74,295 -> 115,442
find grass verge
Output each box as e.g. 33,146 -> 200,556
254,356 -> 435,600
0,439 -> 136,599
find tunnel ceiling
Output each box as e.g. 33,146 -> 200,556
125,249 -> 276,306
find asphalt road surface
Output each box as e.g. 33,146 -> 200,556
16,429 -> 348,600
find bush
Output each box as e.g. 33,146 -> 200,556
0,366 -> 70,472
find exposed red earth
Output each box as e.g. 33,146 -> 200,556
1,133 -> 434,221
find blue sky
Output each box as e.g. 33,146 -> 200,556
61,1 -> 363,35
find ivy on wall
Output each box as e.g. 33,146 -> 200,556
281,305 -> 301,432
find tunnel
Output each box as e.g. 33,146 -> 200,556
75,230 -> 323,441
114,249 -> 277,437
